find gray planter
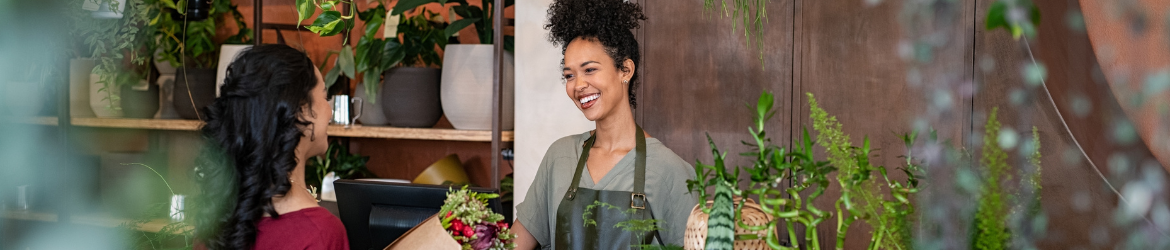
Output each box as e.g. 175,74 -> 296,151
121,81 -> 160,119
174,68 -> 217,120
355,82 -> 389,126
381,67 -> 442,128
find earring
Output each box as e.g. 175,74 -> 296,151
623,80 -> 629,84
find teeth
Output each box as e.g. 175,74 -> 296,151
579,94 -> 599,104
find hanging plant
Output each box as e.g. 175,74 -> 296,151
704,0 -> 769,67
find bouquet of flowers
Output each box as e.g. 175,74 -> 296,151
440,187 -> 516,250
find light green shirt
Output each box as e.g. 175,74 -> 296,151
517,131 -> 699,249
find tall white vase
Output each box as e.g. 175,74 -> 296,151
440,44 -> 515,130
216,44 -> 252,97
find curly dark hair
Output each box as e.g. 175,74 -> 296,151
192,44 -> 319,250
546,0 -> 646,108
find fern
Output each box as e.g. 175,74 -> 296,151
972,108 -> 1011,250
807,93 -> 885,250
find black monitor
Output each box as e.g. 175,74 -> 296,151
334,179 -> 502,250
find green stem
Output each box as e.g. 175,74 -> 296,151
126,163 -> 175,196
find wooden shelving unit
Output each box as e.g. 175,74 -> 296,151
2,210 -> 189,234
12,117 -> 513,142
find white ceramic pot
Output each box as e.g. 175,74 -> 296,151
216,44 -> 252,97
355,82 -> 389,125
440,44 -> 515,130
89,0 -> 126,19
70,58 -> 98,118
90,73 -> 124,118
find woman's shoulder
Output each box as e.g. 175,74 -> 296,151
543,131 -> 592,157
644,138 -> 696,179
255,207 -> 348,249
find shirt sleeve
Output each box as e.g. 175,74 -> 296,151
516,144 -> 559,247
661,167 -> 699,246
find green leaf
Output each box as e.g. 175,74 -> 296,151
296,0 -> 315,24
445,18 -> 479,38
391,0 -> 439,16
381,41 -> 406,68
984,1 -> 1008,30
363,68 -> 381,104
364,13 -> 385,39
307,10 -> 344,36
324,62 -> 341,88
160,0 -> 178,10
338,46 -> 356,78
356,39 -> 372,71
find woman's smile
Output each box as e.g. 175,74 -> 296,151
578,93 -> 600,109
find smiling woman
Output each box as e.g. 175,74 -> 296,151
510,0 -> 698,249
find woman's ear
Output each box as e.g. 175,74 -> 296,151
622,58 -> 636,83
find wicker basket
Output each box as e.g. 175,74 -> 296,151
684,197 -> 775,250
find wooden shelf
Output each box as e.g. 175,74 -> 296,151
2,210 -> 189,234
328,125 -> 513,142
13,117 -> 513,142
72,118 -> 203,131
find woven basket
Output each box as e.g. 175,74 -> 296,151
683,197 -> 774,250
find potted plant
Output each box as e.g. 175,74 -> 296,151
433,0 -> 516,131
299,0 -> 466,127
152,0 -> 250,120
73,0 -> 156,118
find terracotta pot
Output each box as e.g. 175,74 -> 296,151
174,68 -> 217,120
381,67 -> 443,128
1079,0 -> 1170,171
440,44 -> 515,130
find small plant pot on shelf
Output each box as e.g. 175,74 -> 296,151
174,68 -> 217,120
355,82 -> 389,126
440,44 -> 515,131
89,73 -> 123,118
381,67 -> 442,128
121,80 -> 160,119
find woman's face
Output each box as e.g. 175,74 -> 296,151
303,66 -> 331,157
563,37 -> 632,121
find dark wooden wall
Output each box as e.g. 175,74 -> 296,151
636,0 -> 1168,248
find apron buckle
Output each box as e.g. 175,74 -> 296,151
630,193 -> 646,209
567,188 -> 576,200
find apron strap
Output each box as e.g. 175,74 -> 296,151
632,126 -> 647,209
564,132 -> 596,201
563,125 -> 648,208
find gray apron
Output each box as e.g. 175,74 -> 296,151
554,126 -> 663,250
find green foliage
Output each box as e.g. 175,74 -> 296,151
306,141 -> 373,192
119,163 -> 194,250
389,0 -> 515,51
299,0 -> 455,103
703,0 -> 769,66
74,0 -> 155,112
972,108 -> 1011,250
152,0 -> 252,69
985,0 -> 1041,40
807,93 -> 888,250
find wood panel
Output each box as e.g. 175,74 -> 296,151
793,0 -> 975,248
639,0 -> 795,169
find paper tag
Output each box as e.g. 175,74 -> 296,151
384,13 -> 400,39
82,0 -> 101,11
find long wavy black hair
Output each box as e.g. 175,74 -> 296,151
546,0 -> 646,108
192,44 -> 320,250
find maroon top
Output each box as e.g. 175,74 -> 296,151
253,206 -> 349,250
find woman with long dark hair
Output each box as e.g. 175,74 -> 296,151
192,44 -> 347,250
513,0 -> 698,249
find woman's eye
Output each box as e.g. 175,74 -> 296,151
584,68 -> 597,73
563,74 -> 574,80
